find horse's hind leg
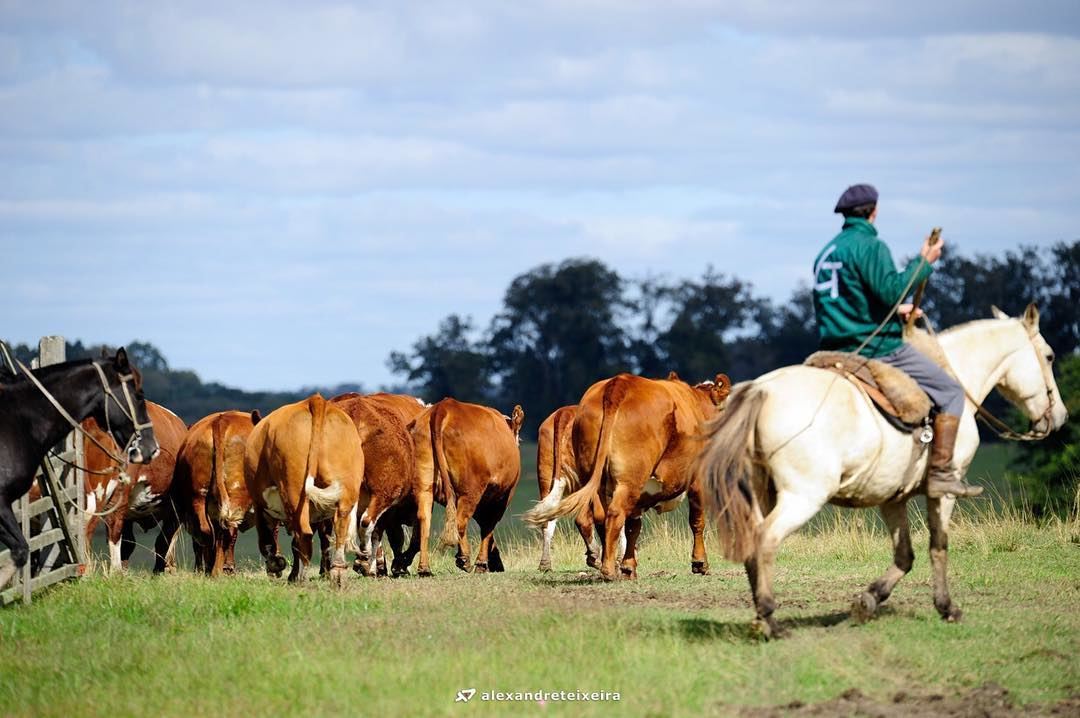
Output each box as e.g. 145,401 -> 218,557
751,489 -> 824,638
928,496 -> 962,622
853,501 -> 914,622
0,499 -> 29,590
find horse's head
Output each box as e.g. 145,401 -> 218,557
990,303 -> 1069,434
93,348 -> 160,464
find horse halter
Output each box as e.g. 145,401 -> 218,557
979,324 -> 1057,442
15,358 -> 150,464
90,361 -> 154,454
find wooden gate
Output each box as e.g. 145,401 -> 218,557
1,336 -> 87,606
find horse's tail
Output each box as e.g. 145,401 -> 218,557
525,378 -> 627,526
696,382 -> 764,563
431,404 -> 460,548
298,394 -> 328,536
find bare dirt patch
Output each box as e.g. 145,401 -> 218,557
731,683 -> 1080,717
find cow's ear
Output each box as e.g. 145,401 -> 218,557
666,370 -> 680,381
1023,303 -> 1040,330
114,347 -> 130,372
990,305 -> 1010,320
511,404 -> 525,434
250,410 -> 262,425
715,373 -> 731,392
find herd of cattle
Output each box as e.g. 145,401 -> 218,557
53,370 -> 731,583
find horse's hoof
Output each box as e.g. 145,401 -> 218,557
942,605 -> 963,623
391,563 -> 410,578
619,566 -> 637,580
330,565 -> 348,588
352,558 -> 366,575
600,568 -> 617,582
586,555 -> 601,570
538,562 -> 552,573
222,565 -> 236,576
376,562 -> 388,578
851,592 -> 878,624
455,558 -> 472,573
473,562 -> 489,574
418,567 -> 433,578
268,555 -> 287,574
691,560 -> 710,576
750,616 -> 784,640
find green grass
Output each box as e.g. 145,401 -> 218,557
3,505 -> 1078,717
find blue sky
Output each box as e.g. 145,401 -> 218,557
3,1 -> 1079,391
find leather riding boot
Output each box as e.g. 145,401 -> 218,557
926,413 -> 983,499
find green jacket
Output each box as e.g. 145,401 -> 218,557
812,217 -> 932,357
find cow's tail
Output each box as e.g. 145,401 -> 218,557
524,378 -> 627,526
298,394 -> 334,535
696,382 -> 765,563
208,414 -> 230,531
432,404 -> 460,548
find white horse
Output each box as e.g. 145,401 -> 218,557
697,304 -> 1068,638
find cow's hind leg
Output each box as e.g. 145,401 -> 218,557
600,482 -> 641,582
288,529 -> 314,583
328,501 -> 356,587
852,501 -> 914,622
619,514 -> 642,579
474,498 -> 510,573
255,510 -> 286,578
928,496 -> 962,622
0,498 -> 28,590
750,489 -> 825,639
451,493 -> 481,573
688,475 -> 711,575
579,496 -> 602,570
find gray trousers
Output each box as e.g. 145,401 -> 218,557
878,343 -> 966,416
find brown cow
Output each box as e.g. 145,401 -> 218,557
535,405 -> 604,572
244,394 -> 362,584
80,402 -> 188,573
172,410 -> 261,576
328,393 -> 416,577
407,398 -> 524,575
525,372 -> 730,581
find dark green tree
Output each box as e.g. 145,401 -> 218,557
387,314 -> 491,405
487,258 -> 632,434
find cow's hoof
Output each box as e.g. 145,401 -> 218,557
586,554 -> 601,570
418,566 -> 433,578
455,557 -> 472,573
850,592 -> 878,624
222,564 -> 236,576
352,557 -> 366,575
619,566 -> 637,580
691,560 -> 710,576
376,561 -> 388,578
391,563 -> 410,578
599,567 -> 618,582
330,565 -> 348,588
538,561 -> 552,573
473,562 -> 488,574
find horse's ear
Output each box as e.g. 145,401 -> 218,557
667,370 -> 680,382
990,305 -> 1010,320
114,347 -> 130,371
250,409 -> 262,425
715,373 -> 731,392
1023,303 -> 1040,329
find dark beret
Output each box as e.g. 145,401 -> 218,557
834,184 -> 879,213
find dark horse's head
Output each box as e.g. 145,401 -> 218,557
93,348 -> 160,464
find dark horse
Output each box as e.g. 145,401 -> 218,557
0,348 -> 159,590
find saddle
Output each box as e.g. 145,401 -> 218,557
805,351 -> 932,430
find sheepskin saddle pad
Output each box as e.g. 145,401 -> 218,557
804,351 -> 932,426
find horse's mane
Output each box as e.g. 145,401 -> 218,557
0,357 -> 97,385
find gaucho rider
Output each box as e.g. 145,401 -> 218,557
812,183 -> 982,499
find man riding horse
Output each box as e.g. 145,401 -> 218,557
812,183 -> 982,499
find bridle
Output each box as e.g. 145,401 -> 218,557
923,319 -> 1057,442
15,358 -> 153,464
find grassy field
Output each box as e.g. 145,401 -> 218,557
3,493 -> 1078,717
